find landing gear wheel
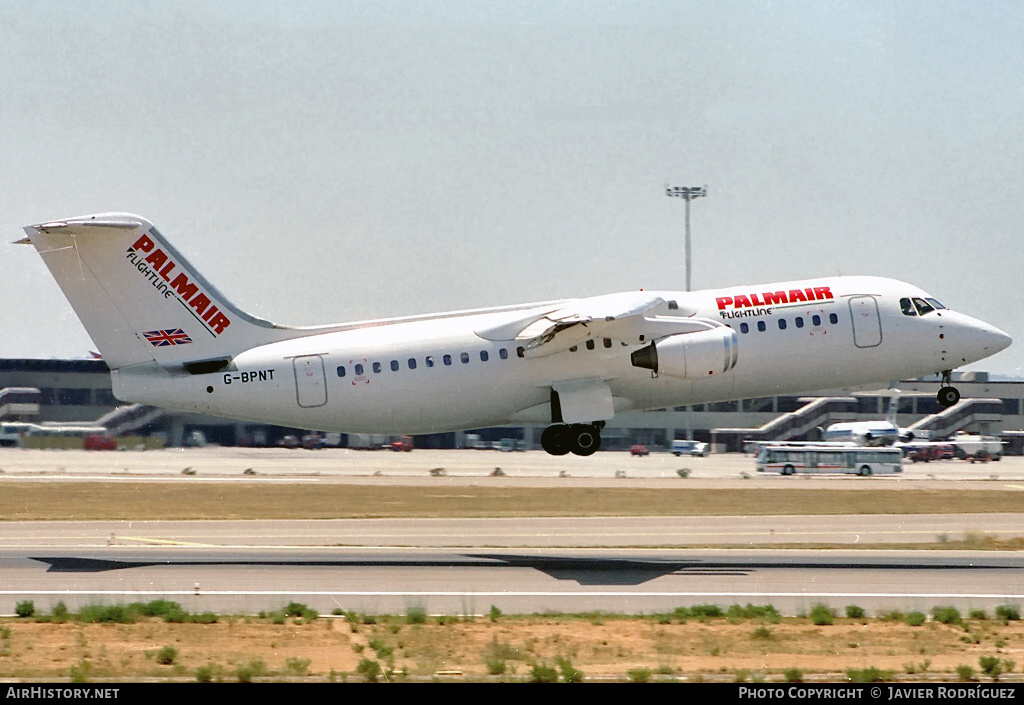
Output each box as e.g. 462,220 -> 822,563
569,424 -> 601,457
541,425 -> 572,456
937,386 -> 960,408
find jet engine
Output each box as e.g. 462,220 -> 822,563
630,327 -> 738,378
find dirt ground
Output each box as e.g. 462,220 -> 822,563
2,612 -> 1023,682
3,481 -> 1024,521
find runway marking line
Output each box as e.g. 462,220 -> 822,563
115,536 -> 216,547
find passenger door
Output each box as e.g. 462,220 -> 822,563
293,355 -> 327,407
849,296 -> 882,348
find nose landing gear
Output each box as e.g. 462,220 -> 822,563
937,370 -> 961,409
541,422 -> 603,456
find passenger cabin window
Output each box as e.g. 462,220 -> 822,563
337,366 -> 345,377
391,360 -> 400,371
740,322 -> 749,334
480,350 -> 489,362
499,348 -> 508,360
829,313 -> 838,324
778,319 -> 787,330
443,354 -> 452,366
812,315 -> 821,326
603,338 -> 612,348
586,339 -> 595,350
425,356 -> 434,367
372,362 -> 381,374
795,317 -> 804,328
408,358 -> 417,370
757,321 -> 766,332
516,346 -> 525,358
460,352 -> 470,364
354,363 -> 364,376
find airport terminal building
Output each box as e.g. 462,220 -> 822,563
1,358 -> 1020,453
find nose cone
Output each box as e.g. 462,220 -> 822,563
946,313 -> 1012,365
973,320 -> 1013,356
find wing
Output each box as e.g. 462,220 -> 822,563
474,292 -> 716,357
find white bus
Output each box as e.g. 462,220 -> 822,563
0,421 -> 108,449
756,445 -> 902,476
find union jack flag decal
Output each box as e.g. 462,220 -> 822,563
143,329 -> 193,347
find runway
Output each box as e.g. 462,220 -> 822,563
2,518 -> 1023,617
2,545 -> 1022,617
3,514 -> 1024,548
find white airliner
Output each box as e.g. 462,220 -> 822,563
20,213 -> 1011,456
821,392 -> 916,446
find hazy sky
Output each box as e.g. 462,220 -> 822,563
2,1 -> 1022,375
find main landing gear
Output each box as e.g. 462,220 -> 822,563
541,422 -> 603,456
937,370 -> 961,409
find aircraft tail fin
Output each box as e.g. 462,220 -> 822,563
23,213 -> 289,371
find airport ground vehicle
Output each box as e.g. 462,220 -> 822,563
275,435 -> 299,448
390,435 -> 414,451
630,444 -> 650,456
347,433 -> 387,449
0,422 -> 109,449
0,422 -> 33,447
948,433 -> 1003,461
755,445 -> 902,475
301,433 -> 323,450
83,434 -> 117,450
901,443 -> 954,462
671,439 -> 708,456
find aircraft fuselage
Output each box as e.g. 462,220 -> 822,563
22,214 -> 1010,453
114,276 -> 1004,434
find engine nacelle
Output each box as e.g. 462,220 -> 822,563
630,327 -> 738,379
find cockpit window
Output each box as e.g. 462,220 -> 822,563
913,297 -> 935,315
925,297 -> 945,310
900,297 -> 916,316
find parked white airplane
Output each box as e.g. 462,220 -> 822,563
821,391 -> 916,446
20,213 -> 1012,456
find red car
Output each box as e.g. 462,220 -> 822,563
903,444 -> 954,462
390,436 -> 414,452
83,435 -> 116,450
630,444 -> 650,456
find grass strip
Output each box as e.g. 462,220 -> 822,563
1,482 -> 1023,520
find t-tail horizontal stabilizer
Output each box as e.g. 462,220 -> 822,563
22,214 -> 306,371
